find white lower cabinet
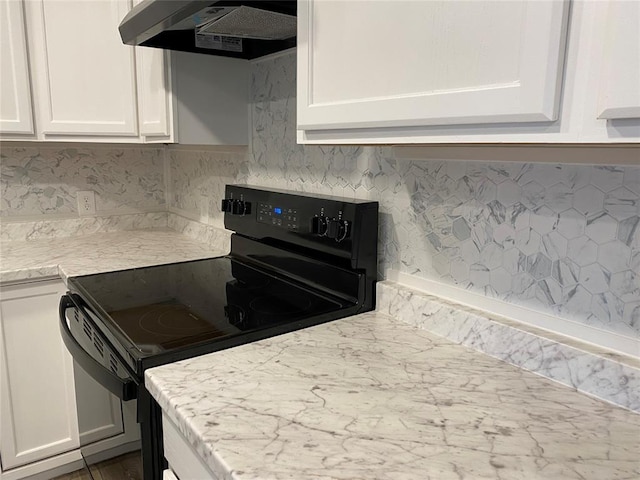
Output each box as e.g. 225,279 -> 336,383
0,279 -> 138,480
75,371 -> 140,467
75,365 -> 124,447
0,280 -> 79,473
163,413 -> 217,480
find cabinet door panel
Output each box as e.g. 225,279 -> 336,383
26,0 -> 137,136
132,0 -> 171,140
0,0 -> 34,135
0,280 -> 79,470
74,363 -> 124,447
298,0 -> 569,130
597,1 -> 640,119
137,47 -> 171,139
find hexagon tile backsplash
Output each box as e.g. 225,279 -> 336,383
247,52 -> 640,341
1,145 -> 166,218
247,151 -> 640,340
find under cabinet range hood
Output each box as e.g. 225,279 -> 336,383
119,0 -> 296,60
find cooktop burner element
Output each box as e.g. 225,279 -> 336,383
109,302 -> 225,354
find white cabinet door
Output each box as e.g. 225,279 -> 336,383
0,280 -> 79,470
74,365 -> 124,447
0,0 -> 34,135
133,0 -> 172,141
25,0 -> 138,137
597,0 -> 640,120
136,47 -> 172,140
297,0 -> 569,131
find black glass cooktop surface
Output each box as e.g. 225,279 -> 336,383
70,257 -> 346,356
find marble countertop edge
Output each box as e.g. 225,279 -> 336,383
0,265 -> 61,285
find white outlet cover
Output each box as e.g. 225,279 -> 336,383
77,191 -> 96,216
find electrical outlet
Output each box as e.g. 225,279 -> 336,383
77,191 -> 96,216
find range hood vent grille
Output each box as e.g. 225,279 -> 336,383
197,6 -> 296,40
119,1 -> 297,60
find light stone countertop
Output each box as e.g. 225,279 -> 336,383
0,229 -> 226,284
146,312 -> 640,480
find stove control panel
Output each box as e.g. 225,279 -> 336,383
223,184 -> 379,311
257,203 -> 299,230
224,185 -> 378,259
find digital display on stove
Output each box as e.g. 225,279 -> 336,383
257,203 -> 299,230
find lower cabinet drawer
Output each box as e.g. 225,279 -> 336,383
162,413 -> 218,480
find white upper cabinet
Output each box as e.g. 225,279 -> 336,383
297,0 -> 640,144
0,1 -> 34,134
132,0 -> 172,141
0,0 -> 247,145
137,47 -> 172,139
596,0 -> 640,120
298,0 -> 569,130
26,0 -> 138,137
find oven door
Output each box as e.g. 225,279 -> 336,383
59,294 -> 138,401
61,294 -> 167,479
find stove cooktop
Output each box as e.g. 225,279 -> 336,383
71,256 -> 348,357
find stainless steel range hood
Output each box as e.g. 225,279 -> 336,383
119,0 -> 296,60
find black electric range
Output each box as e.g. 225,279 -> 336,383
59,185 -> 378,480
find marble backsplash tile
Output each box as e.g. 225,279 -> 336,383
248,52 -> 640,342
167,148 -> 248,229
1,144 -> 166,218
168,213 -> 232,254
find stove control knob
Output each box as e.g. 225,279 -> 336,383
311,216 -> 328,235
221,199 -> 232,213
326,219 -> 351,242
326,219 -> 340,239
230,200 -> 251,216
327,218 -> 343,239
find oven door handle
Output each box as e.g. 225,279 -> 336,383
59,295 -> 138,401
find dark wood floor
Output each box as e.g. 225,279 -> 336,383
52,452 -> 142,480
